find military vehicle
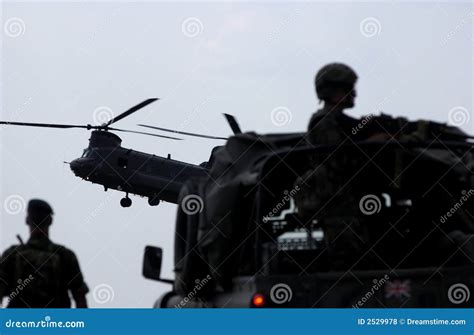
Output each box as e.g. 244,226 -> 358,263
143,115 -> 474,308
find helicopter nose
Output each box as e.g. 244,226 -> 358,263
70,158 -> 94,177
70,159 -> 82,175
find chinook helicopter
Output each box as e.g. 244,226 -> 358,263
0,98 -> 237,207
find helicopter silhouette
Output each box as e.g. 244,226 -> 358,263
0,98 -> 238,207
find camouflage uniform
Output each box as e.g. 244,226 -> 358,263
0,235 -> 89,308
296,63 -> 370,270
306,106 -> 358,145
0,199 -> 88,308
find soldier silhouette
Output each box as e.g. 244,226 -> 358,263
306,62 -> 360,145
296,63 -> 372,270
0,199 -> 89,308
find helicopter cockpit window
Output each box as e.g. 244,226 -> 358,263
118,157 -> 128,169
81,149 -> 90,158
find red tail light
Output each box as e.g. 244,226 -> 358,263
251,293 -> 265,307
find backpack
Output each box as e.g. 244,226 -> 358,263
12,243 -> 61,307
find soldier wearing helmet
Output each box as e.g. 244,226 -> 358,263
295,63 -> 371,270
307,62 -> 359,144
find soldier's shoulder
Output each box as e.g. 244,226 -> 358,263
3,244 -> 24,254
308,109 -> 340,131
49,243 -> 76,258
0,245 -> 23,261
311,108 -> 331,119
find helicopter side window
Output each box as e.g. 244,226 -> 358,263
81,148 -> 92,157
118,157 -> 128,169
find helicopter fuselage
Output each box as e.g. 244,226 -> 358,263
70,131 -> 208,206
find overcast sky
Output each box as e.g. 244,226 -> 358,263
1,1 -> 472,307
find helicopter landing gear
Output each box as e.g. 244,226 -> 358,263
120,194 -> 132,208
148,196 -> 160,206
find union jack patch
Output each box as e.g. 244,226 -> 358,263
385,279 -> 411,299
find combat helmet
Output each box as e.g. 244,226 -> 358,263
315,63 -> 358,100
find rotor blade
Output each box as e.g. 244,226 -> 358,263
138,124 -> 228,140
0,121 -> 90,129
223,113 -> 242,135
109,127 -> 183,140
104,98 -> 159,126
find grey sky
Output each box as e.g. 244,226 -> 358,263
1,1 -> 472,307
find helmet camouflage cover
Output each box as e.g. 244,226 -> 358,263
315,63 -> 358,100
